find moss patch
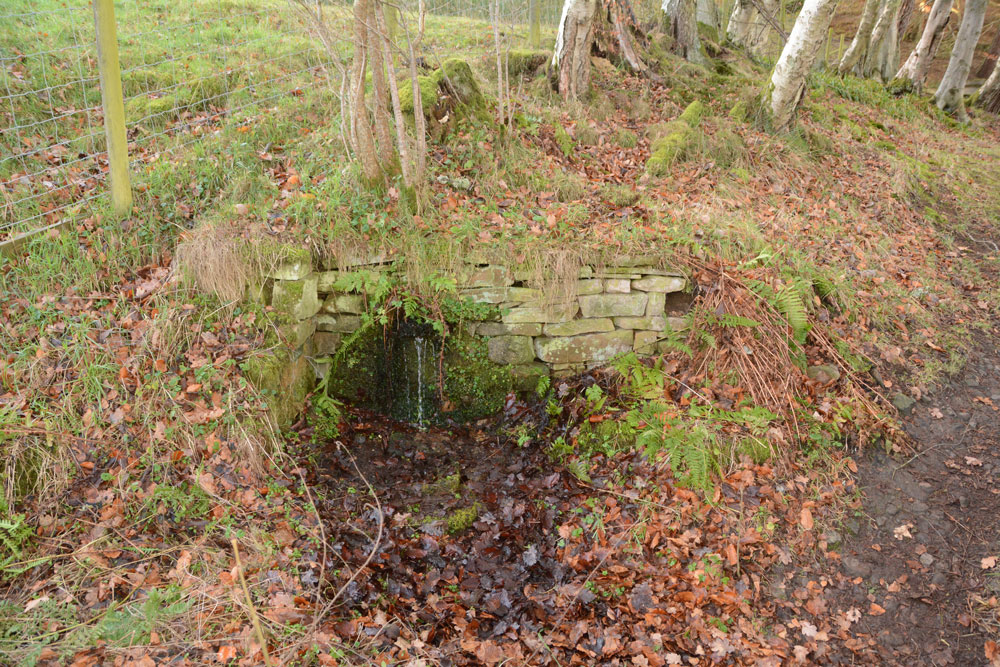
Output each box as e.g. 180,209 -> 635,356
554,124 -> 575,158
646,101 -> 704,176
507,49 -> 550,76
442,329 -> 513,422
447,503 -> 480,533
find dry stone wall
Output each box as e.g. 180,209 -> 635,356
259,251 -> 690,389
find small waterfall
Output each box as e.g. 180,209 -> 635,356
383,321 -> 439,425
414,336 -> 426,425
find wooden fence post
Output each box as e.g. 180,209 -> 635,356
93,0 -> 132,216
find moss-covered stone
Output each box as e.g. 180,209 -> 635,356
679,100 -> 706,126
432,58 -> 484,111
442,330 -> 514,421
507,49 -> 550,76
511,362 -> 549,392
398,74 -> 439,117
242,348 -> 315,429
486,335 -> 536,364
271,275 -> 320,321
535,330 -> 634,364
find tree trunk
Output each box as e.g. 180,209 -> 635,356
697,0 -> 721,36
366,0 -> 395,170
663,0 -> 706,64
975,26 -> 1000,79
975,56 -> 1000,113
859,0 -> 901,80
934,0 -> 987,120
893,0 -> 953,92
838,0 -> 879,74
767,0 -> 841,130
552,0 -> 599,100
351,0 -> 381,184
726,0 -> 781,57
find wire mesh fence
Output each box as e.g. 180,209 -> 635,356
0,0 -> 566,243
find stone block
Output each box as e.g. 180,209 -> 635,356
313,331 -> 343,355
270,248 -> 312,280
246,280 -> 272,305
468,265 -> 513,288
474,321 -> 543,336
271,274 -> 320,321
543,318 -> 614,336
605,278 -> 631,293
323,293 -> 366,314
578,266 -> 595,279
316,314 -> 363,333
632,275 -> 686,292
503,303 -> 578,324
579,293 -> 647,318
511,362 -> 549,391
534,330 -> 634,363
576,279 -> 603,295
316,270 -> 341,293
488,336 -> 536,365
667,316 -> 688,331
279,318 -> 316,349
645,292 -> 666,316
614,316 -> 667,331
552,362 -> 587,378
634,330 -> 659,355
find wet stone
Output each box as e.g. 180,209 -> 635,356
487,336 -> 536,365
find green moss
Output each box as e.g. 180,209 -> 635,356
398,75 -> 439,116
614,128 -> 638,148
442,329 -> 513,421
697,21 -> 719,45
646,122 -> 694,176
554,124 -> 575,158
431,58 -> 484,111
507,49 -> 550,76
679,100 -> 705,127
601,183 -> 640,207
446,503 -> 479,533
241,347 -> 315,428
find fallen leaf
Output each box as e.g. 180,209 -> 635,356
800,507 -> 814,531
982,556 -> 997,570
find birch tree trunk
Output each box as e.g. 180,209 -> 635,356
976,27 -> 1000,78
838,0 -> 879,74
975,56 -> 1000,113
552,0 -> 599,100
663,0 -> 706,64
934,0 -> 987,120
767,0 -> 841,130
726,0 -> 780,57
893,0 -> 953,92
696,0 -> 721,37
859,0 -> 901,80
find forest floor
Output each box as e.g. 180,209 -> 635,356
3,4 -> 1000,666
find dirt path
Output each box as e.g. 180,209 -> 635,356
826,338 -> 1000,665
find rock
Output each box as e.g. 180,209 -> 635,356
467,265 -> 513,288
313,331 -> 342,355
645,291 -> 666,316
842,555 -> 871,578
666,316 -> 688,331
474,321 -> 543,336
503,303 -> 578,324
634,331 -> 660,355
487,336 -> 536,365
316,270 -> 341,292
919,552 -> 935,567
579,293 -> 648,318
542,318 -> 615,337
270,248 -> 312,280
322,293 -> 365,314
892,392 -> 917,416
534,330 -> 634,364
605,278 -> 631,293
806,364 -> 841,384
316,314 -> 362,333
511,362 -> 549,391
824,530 -> 843,549
614,316 -> 668,331
575,279 -> 603,295
631,275 -> 686,292
271,274 -> 320,321
279,318 -> 316,349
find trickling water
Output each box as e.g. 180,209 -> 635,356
414,336 -> 426,425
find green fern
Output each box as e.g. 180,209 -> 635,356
0,501 -> 35,579
715,313 -> 762,329
632,408 -> 718,493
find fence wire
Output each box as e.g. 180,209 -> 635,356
0,0 -> 575,242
